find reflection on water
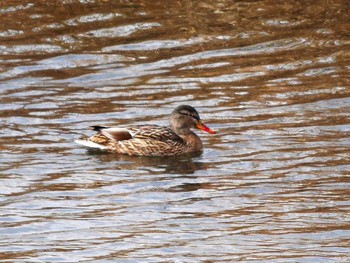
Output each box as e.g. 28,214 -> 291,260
1,0 -> 350,262
87,150 -> 207,174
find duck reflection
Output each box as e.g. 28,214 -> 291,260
86,148 -> 209,174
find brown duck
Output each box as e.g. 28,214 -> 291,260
75,105 -> 215,156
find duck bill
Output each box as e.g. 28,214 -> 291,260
195,121 -> 215,134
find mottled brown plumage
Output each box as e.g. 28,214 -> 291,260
75,105 -> 215,156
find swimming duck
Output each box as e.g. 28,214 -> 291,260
75,105 -> 215,156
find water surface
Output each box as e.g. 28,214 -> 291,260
1,0 -> 350,262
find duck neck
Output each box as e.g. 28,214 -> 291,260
183,131 -> 203,152
171,126 -> 203,152
171,125 -> 191,136
170,119 -> 192,135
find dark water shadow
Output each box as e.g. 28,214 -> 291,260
85,148 -> 209,175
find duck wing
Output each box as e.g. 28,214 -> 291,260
92,125 -> 182,143
91,125 -> 133,141
87,125 -> 185,156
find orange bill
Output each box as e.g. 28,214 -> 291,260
195,121 -> 216,134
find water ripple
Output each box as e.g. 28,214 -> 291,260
0,1 -> 349,262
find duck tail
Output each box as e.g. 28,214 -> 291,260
90,125 -> 108,132
74,139 -> 107,150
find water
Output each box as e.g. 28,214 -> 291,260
1,0 -> 350,262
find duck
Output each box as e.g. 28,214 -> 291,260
75,105 -> 215,156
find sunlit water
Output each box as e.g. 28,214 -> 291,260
1,1 -> 350,262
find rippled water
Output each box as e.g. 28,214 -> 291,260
1,1 -> 350,262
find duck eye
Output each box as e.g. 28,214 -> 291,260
186,113 -> 199,121
179,110 -> 199,120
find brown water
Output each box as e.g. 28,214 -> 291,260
1,0 -> 350,262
